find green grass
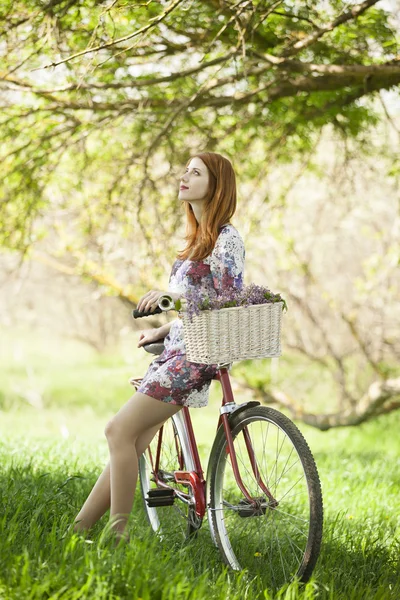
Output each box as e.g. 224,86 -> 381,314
0,326 -> 399,599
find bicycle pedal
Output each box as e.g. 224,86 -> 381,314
146,497 -> 175,507
147,488 -> 175,497
146,488 -> 175,507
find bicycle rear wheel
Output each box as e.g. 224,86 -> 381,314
207,406 -> 323,588
139,411 -> 201,542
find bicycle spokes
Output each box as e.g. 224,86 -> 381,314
209,408 -> 323,588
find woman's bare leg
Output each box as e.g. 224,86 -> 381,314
73,392 -> 181,540
104,392 -> 182,541
73,461 -> 111,533
73,425 -> 170,534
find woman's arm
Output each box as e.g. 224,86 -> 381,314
137,318 -> 178,348
158,319 -> 178,337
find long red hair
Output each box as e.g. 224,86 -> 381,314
176,152 -> 238,261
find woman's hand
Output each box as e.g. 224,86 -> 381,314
137,328 -> 164,348
137,290 -> 180,313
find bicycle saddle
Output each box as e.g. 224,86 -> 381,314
142,338 -> 166,356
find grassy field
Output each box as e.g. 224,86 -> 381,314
0,326 -> 399,599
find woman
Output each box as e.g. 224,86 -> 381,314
73,151 -> 246,545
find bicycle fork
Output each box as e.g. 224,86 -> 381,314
220,410 -> 279,508
217,367 -> 279,510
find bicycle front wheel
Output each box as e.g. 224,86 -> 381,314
207,406 -> 323,587
139,411 -> 201,542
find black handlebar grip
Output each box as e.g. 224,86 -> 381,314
132,306 -> 163,319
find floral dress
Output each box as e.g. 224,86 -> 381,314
134,223 -> 246,408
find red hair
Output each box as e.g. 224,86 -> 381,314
176,152 -> 238,262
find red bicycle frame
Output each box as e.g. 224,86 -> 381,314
147,366 -> 278,518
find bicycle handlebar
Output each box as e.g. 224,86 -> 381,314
131,306 -> 162,319
132,294 -> 178,319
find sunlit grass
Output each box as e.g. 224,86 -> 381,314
0,326 -> 399,598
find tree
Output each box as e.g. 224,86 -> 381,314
1,0 -> 399,254
0,0 -> 399,427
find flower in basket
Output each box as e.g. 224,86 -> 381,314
176,283 -> 288,322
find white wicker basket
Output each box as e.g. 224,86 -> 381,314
180,301 -> 284,364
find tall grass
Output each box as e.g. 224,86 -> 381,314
0,326 -> 399,599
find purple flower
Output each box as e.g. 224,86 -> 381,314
183,283 -> 287,322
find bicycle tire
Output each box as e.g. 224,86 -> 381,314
207,406 -> 323,587
139,412 -> 202,541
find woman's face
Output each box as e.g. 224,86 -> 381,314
178,157 -> 209,202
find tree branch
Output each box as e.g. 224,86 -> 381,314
32,0 -> 185,71
3,50 -> 239,92
279,0 -> 382,58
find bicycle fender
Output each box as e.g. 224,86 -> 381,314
227,400 -> 260,419
212,401 -> 261,446
212,401 -> 261,445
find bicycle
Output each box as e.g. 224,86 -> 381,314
131,300 -> 323,589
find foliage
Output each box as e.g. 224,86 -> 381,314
0,0 -> 399,253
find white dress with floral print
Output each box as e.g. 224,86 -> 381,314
134,224 -> 245,407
